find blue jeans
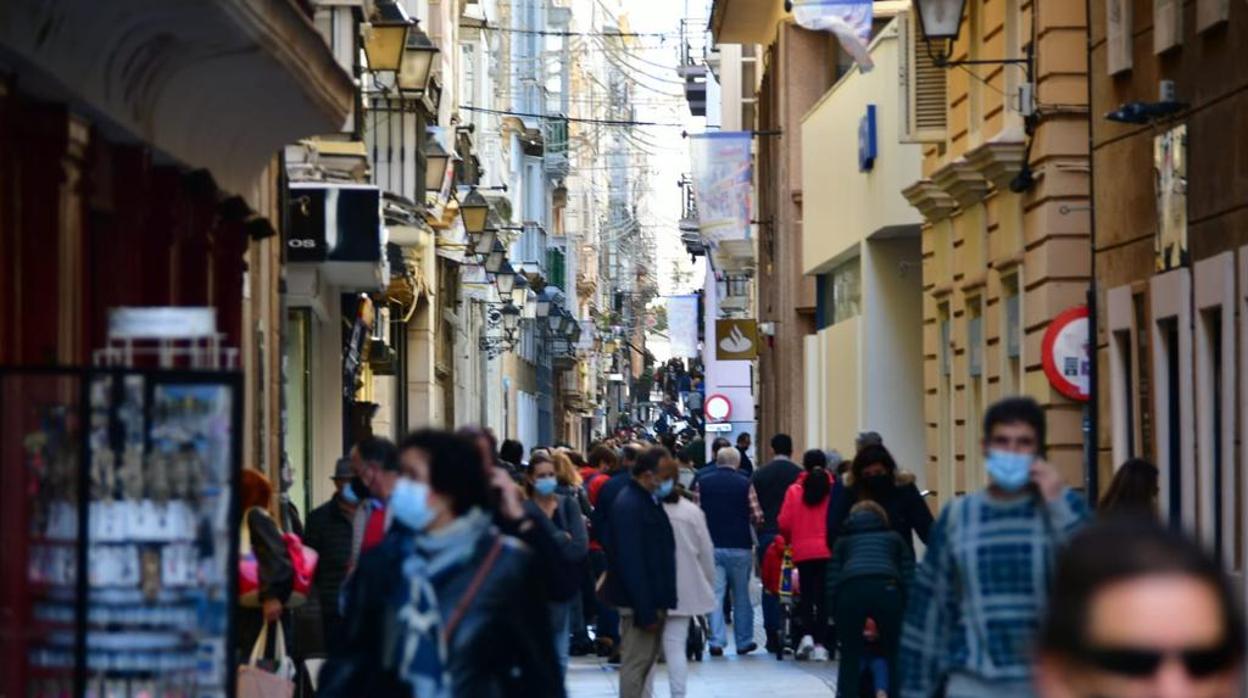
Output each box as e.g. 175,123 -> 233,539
756,531 -> 780,634
550,599 -> 572,677
710,548 -> 754,650
863,654 -> 889,694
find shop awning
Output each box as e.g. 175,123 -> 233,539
0,0 -> 354,210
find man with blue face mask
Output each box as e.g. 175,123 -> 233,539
603,446 -> 677,698
900,397 -> 1090,698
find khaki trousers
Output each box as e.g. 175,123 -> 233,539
619,612 -> 665,698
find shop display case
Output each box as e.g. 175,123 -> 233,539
1,367 -> 242,698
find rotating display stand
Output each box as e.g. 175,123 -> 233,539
1,359 -> 242,698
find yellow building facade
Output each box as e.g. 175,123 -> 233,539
900,0 -> 1091,505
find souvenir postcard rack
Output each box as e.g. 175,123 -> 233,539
0,366 -> 243,698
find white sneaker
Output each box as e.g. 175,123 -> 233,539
795,635 -> 814,660
811,645 -> 829,662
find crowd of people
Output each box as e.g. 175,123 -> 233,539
237,395 -> 1245,698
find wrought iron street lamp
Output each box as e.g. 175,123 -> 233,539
484,241 -> 506,274
501,303 -> 521,333
473,228 -> 498,257
398,25 -> 439,96
362,2 -> 412,73
559,309 -> 576,336
423,134 -> 451,193
510,273 -> 530,307
536,295 -> 552,318
524,290 -> 538,319
547,310 -> 563,333
913,0 -> 1030,72
495,261 -> 518,297
459,188 -> 489,235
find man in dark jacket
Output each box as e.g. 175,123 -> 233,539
303,458 -> 358,653
605,446 -> 676,698
750,433 -> 803,651
691,437 -> 733,490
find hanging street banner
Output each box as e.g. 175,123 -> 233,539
792,0 -> 875,70
667,295 -> 700,359
689,132 -> 753,248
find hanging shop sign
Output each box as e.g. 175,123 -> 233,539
716,319 -> 759,361
688,132 -> 753,247
1041,305 -> 1091,402
704,393 -> 732,423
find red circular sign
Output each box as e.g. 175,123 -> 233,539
1041,305 -> 1091,402
704,394 -> 732,422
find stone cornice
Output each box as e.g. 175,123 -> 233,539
931,157 -> 991,208
902,179 -> 957,223
964,136 -> 1027,192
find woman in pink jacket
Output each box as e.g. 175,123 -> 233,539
777,449 -> 836,661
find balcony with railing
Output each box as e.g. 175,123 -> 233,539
543,116 -> 569,178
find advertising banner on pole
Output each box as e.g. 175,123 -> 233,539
689,132 -> 753,248
791,0 -> 875,70
667,295 -> 700,359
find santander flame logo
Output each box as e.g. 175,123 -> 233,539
719,324 -> 753,354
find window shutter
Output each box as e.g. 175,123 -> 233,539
898,10 -> 947,144
1105,0 -> 1133,75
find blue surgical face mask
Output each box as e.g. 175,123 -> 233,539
656,479 -> 675,499
534,476 -> 558,496
985,450 -> 1034,492
339,480 -> 360,505
389,478 -> 435,531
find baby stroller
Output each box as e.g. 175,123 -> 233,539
685,615 -> 710,661
761,536 -> 800,661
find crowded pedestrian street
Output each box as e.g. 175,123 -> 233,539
4,0 -> 1248,697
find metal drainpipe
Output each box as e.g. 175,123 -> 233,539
1083,0 -> 1101,504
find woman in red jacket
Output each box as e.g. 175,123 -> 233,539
777,449 -> 836,661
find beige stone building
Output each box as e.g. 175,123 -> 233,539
900,0 -> 1092,504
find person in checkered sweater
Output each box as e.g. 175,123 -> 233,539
899,398 -> 1090,698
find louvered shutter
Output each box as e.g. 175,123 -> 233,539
898,10 -> 947,144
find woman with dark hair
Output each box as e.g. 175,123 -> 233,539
777,449 -> 837,661
524,452 -> 589,677
1099,458 -> 1159,516
237,468 -> 293,659
319,430 -> 563,698
826,443 -> 933,554
1035,517 -> 1243,698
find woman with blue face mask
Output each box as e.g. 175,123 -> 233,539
319,430 -> 564,698
525,453 -> 590,678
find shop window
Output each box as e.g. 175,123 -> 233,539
1151,269 -> 1193,530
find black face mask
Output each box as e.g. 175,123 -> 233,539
349,476 -> 372,501
863,474 -> 894,496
